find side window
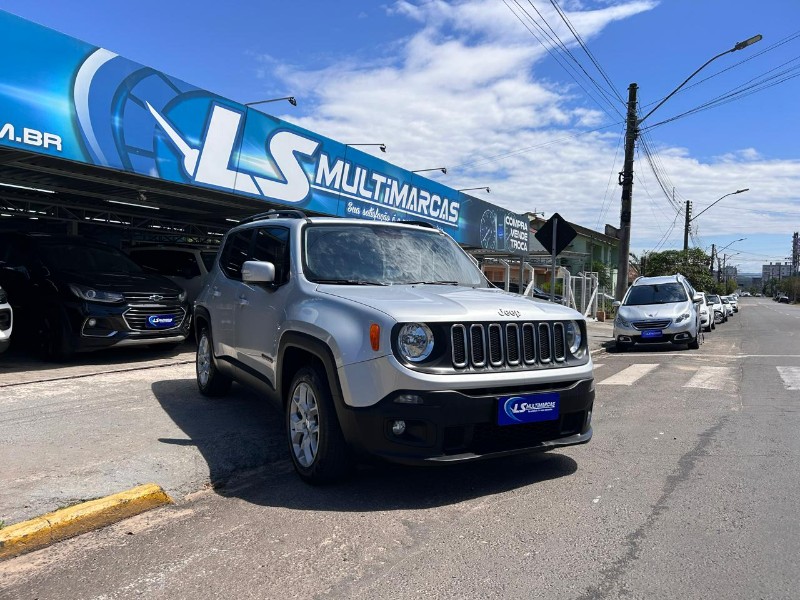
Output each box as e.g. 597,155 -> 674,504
252,227 -> 290,284
219,230 -> 253,281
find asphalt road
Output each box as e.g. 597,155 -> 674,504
2,298 -> 799,599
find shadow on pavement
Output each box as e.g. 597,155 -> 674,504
152,378 -> 579,512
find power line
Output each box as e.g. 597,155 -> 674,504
502,0 -> 624,120
547,0 -> 625,105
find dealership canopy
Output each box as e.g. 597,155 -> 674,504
0,10 -> 529,254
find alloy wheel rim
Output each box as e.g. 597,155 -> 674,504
289,382 -> 320,468
197,334 -> 211,386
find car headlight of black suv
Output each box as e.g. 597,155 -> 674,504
69,283 -> 125,304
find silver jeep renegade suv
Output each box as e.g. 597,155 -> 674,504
194,211 -> 594,483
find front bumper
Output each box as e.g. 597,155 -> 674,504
613,320 -> 696,345
63,300 -> 191,352
336,378 -> 594,465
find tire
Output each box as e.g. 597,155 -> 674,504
688,335 -> 700,350
196,327 -> 232,397
37,311 -> 74,362
286,365 -> 352,485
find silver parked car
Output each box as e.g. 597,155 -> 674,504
613,274 -> 703,350
194,211 -> 595,483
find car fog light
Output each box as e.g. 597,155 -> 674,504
88,318 -> 97,327
391,420 -> 407,436
394,394 -> 423,404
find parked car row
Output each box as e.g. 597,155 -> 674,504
612,274 -> 741,352
0,233 -> 217,360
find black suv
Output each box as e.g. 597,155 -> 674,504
0,233 -> 190,359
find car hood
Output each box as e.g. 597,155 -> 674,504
57,270 -> 183,294
618,302 -> 692,321
317,284 -> 584,322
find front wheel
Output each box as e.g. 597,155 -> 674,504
286,365 -> 352,485
688,334 -> 700,350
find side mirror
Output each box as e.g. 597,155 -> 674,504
242,260 -> 275,284
612,301 -> 621,308
692,293 -> 703,303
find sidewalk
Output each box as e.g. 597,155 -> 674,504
586,318 -> 614,354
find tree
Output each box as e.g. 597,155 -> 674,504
640,248 -> 715,291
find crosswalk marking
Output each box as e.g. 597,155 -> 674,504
682,367 -> 734,390
597,364 -> 659,386
777,367 -> 800,390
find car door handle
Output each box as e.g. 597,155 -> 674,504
238,295 -> 249,306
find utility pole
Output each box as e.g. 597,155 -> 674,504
683,200 -> 692,253
793,231 -> 799,276
710,244 -> 716,277
614,83 -> 638,301
610,35 -> 761,301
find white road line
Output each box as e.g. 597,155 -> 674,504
593,363 -> 604,369
597,364 -> 659,386
777,367 -> 800,390
682,366 -> 734,390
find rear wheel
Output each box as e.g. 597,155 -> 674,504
196,327 -> 231,397
286,365 -> 352,484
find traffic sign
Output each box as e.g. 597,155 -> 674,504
534,213 -> 577,256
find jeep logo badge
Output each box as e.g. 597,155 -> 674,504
498,308 -> 521,318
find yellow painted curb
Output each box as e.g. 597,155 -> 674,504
0,483 -> 172,560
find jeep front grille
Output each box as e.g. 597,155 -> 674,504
451,321 -> 568,370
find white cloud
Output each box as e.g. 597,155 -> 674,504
262,0 -> 798,273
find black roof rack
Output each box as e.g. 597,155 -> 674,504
238,209 -> 308,224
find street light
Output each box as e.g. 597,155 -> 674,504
345,143 -> 386,153
245,96 -> 297,107
614,34 -> 762,301
458,187 -> 490,194
711,238 -> 745,279
412,167 -> 447,174
684,189 -> 749,251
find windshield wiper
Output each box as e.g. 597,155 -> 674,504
406,280 -> 460,286
313,279 -> 388,286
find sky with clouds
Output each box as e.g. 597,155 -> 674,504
3,0 -> 799,273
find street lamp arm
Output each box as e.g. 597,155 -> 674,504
691,188 -> 749,221
638,35 -> 761,125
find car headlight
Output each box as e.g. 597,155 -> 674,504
566,320 -> 584,356
674,312 -> 691,324
397,323 -> 434,362
69,284 -> 125,304
615,314 -> 630,327
178,290 -> 187,302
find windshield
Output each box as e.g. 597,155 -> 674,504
707,294 -> 720,303
37,241 -> 143,274
624,282 -> 688,306
303,224 -> 485,286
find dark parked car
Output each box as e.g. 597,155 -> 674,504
0,233 -> 190,360
777,294 -> 790,304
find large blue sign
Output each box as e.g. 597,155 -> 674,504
0,10 -> 529,253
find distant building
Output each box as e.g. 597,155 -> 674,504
762,262 -> 794,281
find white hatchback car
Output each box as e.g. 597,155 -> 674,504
0,285 -> 12,354
698,292 -> 715,333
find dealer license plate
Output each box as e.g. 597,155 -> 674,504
497,392 -> 560,426
641,329 -> 663,339
147,314 -> 176,329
